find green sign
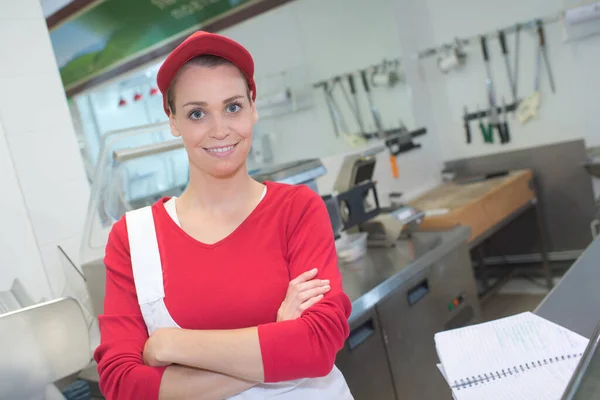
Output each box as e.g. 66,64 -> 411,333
50,0 -> 251,91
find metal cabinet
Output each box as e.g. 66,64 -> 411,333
335,309 -> 396,400
377,243 -> 481,400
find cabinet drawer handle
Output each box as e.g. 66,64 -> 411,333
407,278 -> 429,306
348,318 -> 375,350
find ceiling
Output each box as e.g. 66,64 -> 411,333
39,0 -> 75,17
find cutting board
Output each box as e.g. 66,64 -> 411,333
409,170 -> 535,242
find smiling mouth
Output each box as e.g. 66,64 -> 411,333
203,142 -> 239,155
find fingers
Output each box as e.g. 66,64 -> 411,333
296,279 -> 330,293
295,295 -> 325,317
298,285 -> 331,303
289,268 -> 318,286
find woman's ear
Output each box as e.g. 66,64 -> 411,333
169,113 -> 182,138
251,92 -> 259,124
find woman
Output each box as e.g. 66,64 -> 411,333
94,31 -> 354,400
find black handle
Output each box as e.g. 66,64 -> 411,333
348,74 -> 356,94
391,141 -> 422,157
480,36 -> 489,62
465,119 -> 472,144
502,122 -> 510,143
537,20 -> 545,47
497,123 -> 505,144
499,30 -> 508,54
361,70 -> 370,93
347,319 -> 375,350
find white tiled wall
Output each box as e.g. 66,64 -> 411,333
0,0 -> 90,301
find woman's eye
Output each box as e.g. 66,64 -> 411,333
189,110 -> 205,120
226,103 -> 242,113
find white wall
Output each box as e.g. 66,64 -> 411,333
0,0 -> 90,301
407,0 -> 600,161
317,0 -> 447,202
222,0 -> 420,167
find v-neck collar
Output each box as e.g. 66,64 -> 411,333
157,182 -> 270,249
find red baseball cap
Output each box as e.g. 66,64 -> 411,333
157,31 -> 256,116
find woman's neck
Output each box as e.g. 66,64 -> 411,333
178,163 -> 261,212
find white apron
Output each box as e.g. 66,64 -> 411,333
125,205 -> 354,399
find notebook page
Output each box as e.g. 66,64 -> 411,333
435,312 -> 588,386
451,356 -> 581,400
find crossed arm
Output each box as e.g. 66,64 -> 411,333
96,266 -> 334,400
149,270 -> 330,399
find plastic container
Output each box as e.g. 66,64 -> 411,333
336,232 -> 368,263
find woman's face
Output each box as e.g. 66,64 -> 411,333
169,63 -> 258,178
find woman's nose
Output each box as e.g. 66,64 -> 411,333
209,117 -> 230,140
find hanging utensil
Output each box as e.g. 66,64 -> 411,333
348,74 -> 365,133
537,20 -> 556,93
361,69 -> 385,139
480,35 -> 501,142
463,106 -> 472,144
318,81 -> 340,137
498,30 -> 517,104
501,97 -> 511,144
513,23 -> 521,100
516,20 -> 553,124
336,74 -> 366,135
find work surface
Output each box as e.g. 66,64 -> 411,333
536,233 -> 600,339
341,226 -> 470,324
410,170 -> 535,242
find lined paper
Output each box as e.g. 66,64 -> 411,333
434,312 -> 589,387
451,357 -> 582,400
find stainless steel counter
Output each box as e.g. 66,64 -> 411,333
341,225 -> 472,325
535,234 -> 600,399
335,225 -> 480,399
536,234 -> 600,339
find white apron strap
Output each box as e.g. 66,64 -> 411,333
125,206 -> 164,305
125,205 -> 182,335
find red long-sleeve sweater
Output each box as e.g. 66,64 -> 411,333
93,181 -> 352,400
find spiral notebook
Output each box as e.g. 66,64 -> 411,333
434,312 -> 589,399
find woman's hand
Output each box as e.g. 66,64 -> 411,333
143,328 -> 179,367
277,268 -> 331,322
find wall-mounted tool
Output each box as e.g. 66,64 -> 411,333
316,81 -> 342,137
500,97 -> 510,144
516,20 -> 555,124
463,106 -> 472,144
347,74 -> 365,134
480,36 -> 502,143
361,69 -> 385,139
438,39 -> 467,74
513,23 -> 521,100
537,19 -> 556,94
498,30 -> 517,104
385,128 -> 426,155
479,110 -> 494,144
335,76 -> 365,137
389,150 -> 399,179
371,60 -> 403,88
464,102 -> 518,144
317,80 -> 366,149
